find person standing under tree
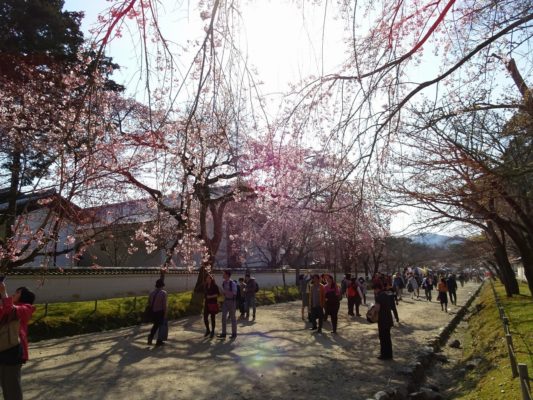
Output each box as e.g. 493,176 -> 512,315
298,274 -> 311,321
218,270 -> 238,339
324,274 -> 341,333
203,274 -> 220,338
0,282 -> 36,400
147,279 -> 168,346
243,273 -> 258,320
308,274 -> 325,333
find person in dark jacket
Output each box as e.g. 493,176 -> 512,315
447,274 -> 458,305
147,278 -> 168,346
375,286 -> 394,360
0,282 -> 36,400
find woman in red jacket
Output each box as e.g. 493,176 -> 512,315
324,274 -> 341,333
0,282 -> 36,400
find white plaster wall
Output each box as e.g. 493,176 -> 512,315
5,270 -> 310,303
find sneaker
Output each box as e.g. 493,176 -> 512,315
204,330 -> 211,337
217,334 -> 227,339
309,327 -> 317,331
316,329 -> 322,334
155,341 -> 165,346
210,332 -> 215,338
147,338 -> 153,345
230,334 -> 237,339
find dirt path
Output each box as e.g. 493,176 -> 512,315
23,282 -> 480,400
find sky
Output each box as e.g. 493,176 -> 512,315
62,0 -> 448,236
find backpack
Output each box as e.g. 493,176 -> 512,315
254,281 -> 259,293
366,303 -> 380,323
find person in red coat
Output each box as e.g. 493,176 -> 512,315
0,282 -> 36,400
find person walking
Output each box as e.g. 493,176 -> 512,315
203,274 -> 220,338
218,270 -> 238,339
324,274 -> 341,333
375,285 -> 394,360
308,274 -> 325,333
421,275 -> 434,302
237,277 -> 246,319
147,278 -> 168,346
392,273 -> 404,302
407,273 -> 419,299
0,283 -> 36,400
243,273 -> 258,320
298,274 -> 311,321
358,277 -> 367,305
437,277 -> 449,312
447,274 -> 458,305
346,278 -> 363,317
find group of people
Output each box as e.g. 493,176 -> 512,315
147,269 -> 259,343
298,268 -> 466,361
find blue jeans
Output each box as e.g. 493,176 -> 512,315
221,299 -> 237,335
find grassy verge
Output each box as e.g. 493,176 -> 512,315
453,280 -> 532,400
29,285 -> 300,342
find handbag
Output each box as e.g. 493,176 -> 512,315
207,303 -> 219,315
0,309 -> 20,352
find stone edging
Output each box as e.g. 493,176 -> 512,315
407,281 -> 485,393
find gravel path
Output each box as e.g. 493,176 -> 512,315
23,282 -> 480,400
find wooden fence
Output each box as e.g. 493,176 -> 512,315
489,280 -> 531,400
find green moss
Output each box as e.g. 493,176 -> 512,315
28,285 -> 301,342
454,281 -> 532,400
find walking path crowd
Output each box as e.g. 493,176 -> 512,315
1,268 -> 481,400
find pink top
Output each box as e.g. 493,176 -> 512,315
0,296 -> 35,361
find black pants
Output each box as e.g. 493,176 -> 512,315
203,306 -> 216,332
325,301 -> 340,332
310,306 -> 324,331
449,290 -> 457,304
348,296 -> 362,316
0,363 -> 22,400
148,310 -> 165,343
378,323 -> 393,359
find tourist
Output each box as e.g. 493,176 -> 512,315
358,277 -> 367,304
447,274 -> 458,305
421,275 -> 434,302
407,273 -> 419,299
237,277 -> 246,319
299,274 -> 311,321
437,277 -> 449,312
324,274 -> 341,333
244,273 -> 258,320
218,270 -> 238,339
346,278 -> 363,317
392,273 -> 405,303
147,278 -> 168,346
340,273 -> 351,313
0,283 -> 35,400
203,274 -> 220,338
308,274 -> 325,333
375,285 -> 394,360
372,272 -> 384,295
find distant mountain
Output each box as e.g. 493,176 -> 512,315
409,233 -> 465,248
